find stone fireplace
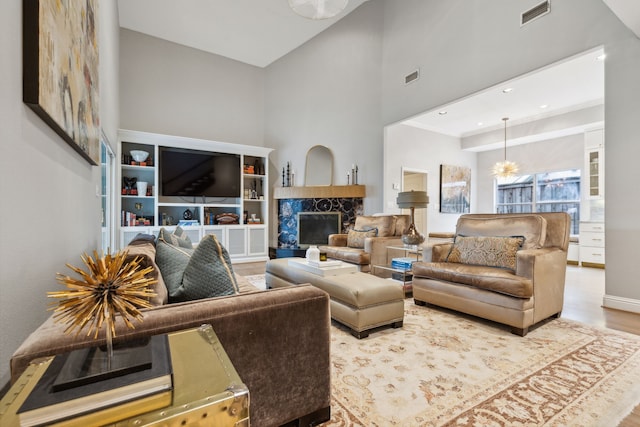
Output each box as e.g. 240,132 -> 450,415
274,185 -> 365,248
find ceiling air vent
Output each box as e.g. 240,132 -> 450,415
521,1 -> 550,26
405,69 -> 419,85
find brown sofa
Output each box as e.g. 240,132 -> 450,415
412,213 -> 570,336
319,214 -> 410,272
10,239 -> 331,427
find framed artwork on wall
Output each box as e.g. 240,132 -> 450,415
440,164 -> 471,213
23,0 -> 100,165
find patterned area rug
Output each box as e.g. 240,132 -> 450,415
242,274 -> 267,290
326,300 -> 640,426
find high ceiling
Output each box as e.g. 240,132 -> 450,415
118,1 -> 637,143
117,0 -> 369,68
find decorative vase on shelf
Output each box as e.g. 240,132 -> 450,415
136,181 -> 148,197
306,245 -> 320,263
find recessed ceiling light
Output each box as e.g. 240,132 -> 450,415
502,88 -> 514,93
477,122 -> 483,126
438,111 -> 447,115
540,104 -> 548,109
596,54 -> 606,61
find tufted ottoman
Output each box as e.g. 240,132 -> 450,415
266,258 -> 404,338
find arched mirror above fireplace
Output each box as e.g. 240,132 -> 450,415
304,145 -> 333,186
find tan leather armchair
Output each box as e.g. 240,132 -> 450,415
319,214 -> 410,272
412,213 -> 570,336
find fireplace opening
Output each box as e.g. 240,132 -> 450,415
297,212 -> 341,248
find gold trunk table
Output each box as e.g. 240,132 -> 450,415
0,324 -> 250,426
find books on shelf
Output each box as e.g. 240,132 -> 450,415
391,257 -> 416,270
121,210 -> 152,227
177,219 -> 200,227
17,335 -> 173,427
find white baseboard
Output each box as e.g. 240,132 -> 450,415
602,294 -> 640,314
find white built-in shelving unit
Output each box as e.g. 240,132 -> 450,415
117,129 -> 272,263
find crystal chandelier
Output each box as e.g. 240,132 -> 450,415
289,0 -> 349,20
492,117 -> 519,178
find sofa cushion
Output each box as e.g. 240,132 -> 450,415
156,234 -> 239,302
158,226 -> 193,248
347,228 -> 378,248
393,215 -> 410,236
447,235 -> 525,271
355,215 -> 395,237
413,262 -> 533,298
455,215 -> 547,250
124,241 -> 168,306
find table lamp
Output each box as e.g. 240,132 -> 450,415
396,190 -> 429,246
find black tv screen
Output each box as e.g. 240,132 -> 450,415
160,147 -> 240,198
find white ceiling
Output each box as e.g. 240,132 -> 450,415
403,48 -> 605,139
117,0 -> 369,68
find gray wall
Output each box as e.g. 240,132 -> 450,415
377,0 -> 640,305
476,134 -> 585,213
383,125 -> 477,233
265,0 -> 385,225
119,29 -> 265,146
0,1 -> 120,382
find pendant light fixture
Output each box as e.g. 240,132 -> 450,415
492,117 -> 519,178
289,0 -> 349,20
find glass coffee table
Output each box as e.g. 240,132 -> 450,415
371,245 -> 423,297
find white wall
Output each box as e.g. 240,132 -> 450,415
119,29 -> 265,146
0,1 -> 120,382
384,125 -> 477,234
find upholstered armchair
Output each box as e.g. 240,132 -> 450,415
319,214 -> 410,272
412,213 -> 570,336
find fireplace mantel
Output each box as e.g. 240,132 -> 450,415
273,185 -> 365,200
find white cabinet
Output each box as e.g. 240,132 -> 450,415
226,226 -> 247,257
117,130 -> 272,262
586,146 -> 603,199
579,222 -> 605,268
248,225 -> 268,256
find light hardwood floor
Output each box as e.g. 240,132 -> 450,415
235,262 -> 640,425
561,266 -> 640,426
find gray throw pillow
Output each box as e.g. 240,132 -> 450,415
158,226 -> 193,248
156,234 -> 239,303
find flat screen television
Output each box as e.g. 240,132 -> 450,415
297,212 -> 341,248
159,147 -> 240,198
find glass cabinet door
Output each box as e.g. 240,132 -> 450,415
587,148 -> 603,198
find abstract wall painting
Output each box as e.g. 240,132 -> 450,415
440,164 -> 471,213
23,0 -> 100,165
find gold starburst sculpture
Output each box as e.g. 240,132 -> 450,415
49,250 -> 158,340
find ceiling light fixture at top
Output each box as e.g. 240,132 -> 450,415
289,0 -> 349,20
492,117 -> 519,179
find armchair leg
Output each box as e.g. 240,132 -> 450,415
414,299 -> 427,306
